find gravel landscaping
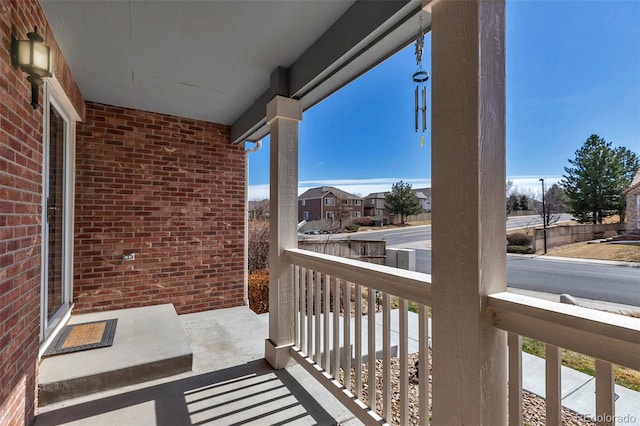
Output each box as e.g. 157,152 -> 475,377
341,352 -> 595,426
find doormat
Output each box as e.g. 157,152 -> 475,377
43,319 -> 118,357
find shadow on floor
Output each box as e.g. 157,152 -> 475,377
36,359 -> 338,426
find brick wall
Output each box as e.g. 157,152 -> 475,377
298,198 -> 321,221
74,102 -> 246,314
1,1 -> 84,424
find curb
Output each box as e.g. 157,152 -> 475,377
530,255 -> 640,268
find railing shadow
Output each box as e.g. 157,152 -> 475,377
36,359 -> 339,425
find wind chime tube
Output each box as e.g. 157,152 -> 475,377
422,86 -> 427,132
415,85 -> 419,132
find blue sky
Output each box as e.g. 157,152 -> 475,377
248,1 -> 640,200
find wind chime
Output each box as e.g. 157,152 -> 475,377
413,16 -> 429,147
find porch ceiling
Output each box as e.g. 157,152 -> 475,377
40,0 -> 426,143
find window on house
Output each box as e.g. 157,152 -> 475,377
325,198 -> 334,206
342,199 -> 349,205
301,199 -> 306,206
353,211 -> 361,218
355,200 -> 361,206
376,209 -> 383,216
326,212 -> 334,219
303,211 -> 309,220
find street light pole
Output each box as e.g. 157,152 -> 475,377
539,178 -> 547,254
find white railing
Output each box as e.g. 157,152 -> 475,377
284,248 -> 432,426
489,292 -> 640,426
283,249 -> 640,426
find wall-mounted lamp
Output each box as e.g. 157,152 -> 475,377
11,26 -> 53,109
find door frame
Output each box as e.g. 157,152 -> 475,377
39,77 -> 80,344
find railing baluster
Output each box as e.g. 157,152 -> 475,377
299,267 -> 306,352
508,333 -> 523,426
355,283 -> 363,401
382,293 -> 391,421
307,268 -> 313,358
285,252 -> 636,426
399,298 -> 409,425
419,305 -> 429,426
545,344 -> 561,426
294,265 -> 300,348
595,359 -> 614,426
323,274 -> 331,371
315,270 -> 322,364
343,281 -> 352,392
333,277 -> 340,380
368,287 -> 377,412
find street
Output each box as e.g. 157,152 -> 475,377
411,248 -> 640,306
299,214 -> 640,307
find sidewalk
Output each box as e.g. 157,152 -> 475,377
508,288 -> 640,314
523,352 -> 640,425
521,253 -> 640,269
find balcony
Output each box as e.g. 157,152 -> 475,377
35,250 -> 638,425
8,1 -> 636,425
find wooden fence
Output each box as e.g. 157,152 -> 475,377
298,240 -> 386,264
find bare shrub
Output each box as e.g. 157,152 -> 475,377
507,232 -> 532,246
353,217 -> 374,226
248,220 -> 269,273
248,271 -> 269,314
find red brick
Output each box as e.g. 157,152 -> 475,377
1,1 -> 84,422
74,103 -> 245,315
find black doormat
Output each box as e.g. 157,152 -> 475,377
43,319 -> 118,357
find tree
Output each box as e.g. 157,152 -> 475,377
506,180 -> 514,215
248,219 -> 269,273
537,184 -> 568,226
506,182 -> 535,216
612,146 -> 640,222
385,181 -> 422,224
561,135 -> 639,224
334,197 -> 353,228
506,194 -> 520,215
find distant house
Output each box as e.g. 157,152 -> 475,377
363,192 -> 388,218
364,187 -> 432,219
413,187 -> 432,212
624,169 -> 640,231
298,187 -> 363,222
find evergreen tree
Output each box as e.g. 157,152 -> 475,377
385,181 -> 422,224
561,135 -> 639,224
507,194 -> 520,214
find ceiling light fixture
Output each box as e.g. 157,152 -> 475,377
11,26 -> 53,109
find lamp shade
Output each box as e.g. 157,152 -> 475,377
11,26 -> 53,108
14,27 -> 53,78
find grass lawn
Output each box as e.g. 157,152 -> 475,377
522,337 -> 640,392
546,242 -> 640,262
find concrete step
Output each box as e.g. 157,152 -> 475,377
38,304 -> 193,406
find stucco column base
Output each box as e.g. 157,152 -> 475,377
265,339 -> 292,370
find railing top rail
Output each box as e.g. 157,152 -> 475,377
284,248 -> 432,306
489,292 -> 640,370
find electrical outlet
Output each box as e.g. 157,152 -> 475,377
122,253 -> 135,261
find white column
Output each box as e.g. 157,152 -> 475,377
430,0 -> 507,425
264,96 -> 302,369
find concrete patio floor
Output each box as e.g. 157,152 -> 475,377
35,306 -> 362,426
34,304 -> 639,425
